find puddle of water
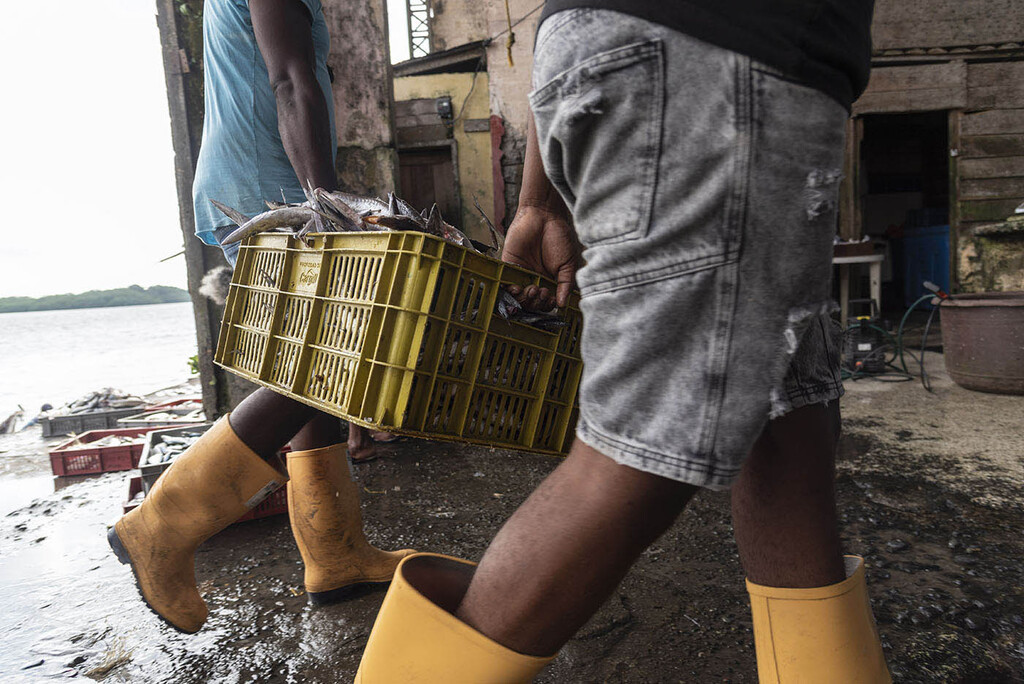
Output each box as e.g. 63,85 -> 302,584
0,474 -> 53,518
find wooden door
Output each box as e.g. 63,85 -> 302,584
398,147 -> 460,226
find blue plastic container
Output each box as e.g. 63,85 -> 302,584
902,224 -> 950,307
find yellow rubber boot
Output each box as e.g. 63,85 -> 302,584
747,555 -> 891,683
107,416 -> 287,633
355,553 -> 555,683
286,444 -> 415,604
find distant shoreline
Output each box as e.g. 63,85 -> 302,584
0,285 -> 190,314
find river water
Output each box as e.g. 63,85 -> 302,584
0,302 -> 198,516
0,302 -> 197,417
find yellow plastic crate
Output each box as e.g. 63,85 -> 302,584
215,232 -> 582,454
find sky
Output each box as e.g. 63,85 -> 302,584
0,0 -> 410,299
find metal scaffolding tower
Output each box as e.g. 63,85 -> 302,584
407,0 -> 431,58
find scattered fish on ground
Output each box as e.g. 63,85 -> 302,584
49,389 -> 145,417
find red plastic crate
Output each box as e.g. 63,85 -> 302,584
123,476 -> 145,514
122,476 -> 288,523
50,427 -> 166,477
236,486 -> 289,522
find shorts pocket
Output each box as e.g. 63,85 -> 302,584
529,39 -> 665,246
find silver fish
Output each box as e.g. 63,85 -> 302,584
328,191 -> 389,216
295,218 -> 318,240
430,205 -> 474,249
473,196 -> 504,257
303,180 -> 328,234
210,199 -> 251,227
391,193 -> 422,220
363,214 -> 425,231
221,206 -> 316,244
425,204 -> 443,236
313,188 -> 365,231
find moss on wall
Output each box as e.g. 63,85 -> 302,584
958,220 -> 1024,292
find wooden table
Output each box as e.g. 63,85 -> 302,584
833,253 -> 884,325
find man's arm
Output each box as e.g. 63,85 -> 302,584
503,110 -> 580,309
250,0 -> 336,191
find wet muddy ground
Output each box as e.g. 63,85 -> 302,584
1,358 -> 1022,682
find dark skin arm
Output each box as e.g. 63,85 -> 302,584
242,0 -> 388,456
250,0 -> 337,192
504,110 -> 580,309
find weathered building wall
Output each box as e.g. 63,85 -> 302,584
429,0 -> 488,51
156,0 -> 398,416
324,0 -> 399,196
426,0 -> 1024,291
394,73 -> 495,241
426,0 -> 539,230
959,221 -> 1024,293
853,57 -> 1024,293
850,0 -> 1024,293
482,1 -> 540,230
956,104 -> 1024,293
872,0 -> 1023,50
427,1 -> 539,228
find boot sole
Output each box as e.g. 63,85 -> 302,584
107,526 -> 196,635
307,579 -> 392,606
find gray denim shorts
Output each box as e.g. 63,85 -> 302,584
531,9 -> 846,489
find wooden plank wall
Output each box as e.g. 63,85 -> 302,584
872,0 -> 1024,50
853,62 -> 966,115
394,98 -> 450,147
958,63 -> 1024,231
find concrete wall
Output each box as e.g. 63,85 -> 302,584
324,0 -> 399,196
424,0 -> 539,229
156,0 -> 398,416
394,72 -> 495,241
429,0 -> 489,51
483,0 -> 540,230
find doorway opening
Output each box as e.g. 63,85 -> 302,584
859,111 -> 950,315
398,146 -> 460,228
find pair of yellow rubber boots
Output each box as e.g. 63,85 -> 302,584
107,416 -> 413,633
354,555 -> 891,683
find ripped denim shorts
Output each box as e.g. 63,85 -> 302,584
531,9 -> 847,489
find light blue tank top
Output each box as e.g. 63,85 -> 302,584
192,0 -> 336,245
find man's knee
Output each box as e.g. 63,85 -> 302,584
561,439 -> 696,531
